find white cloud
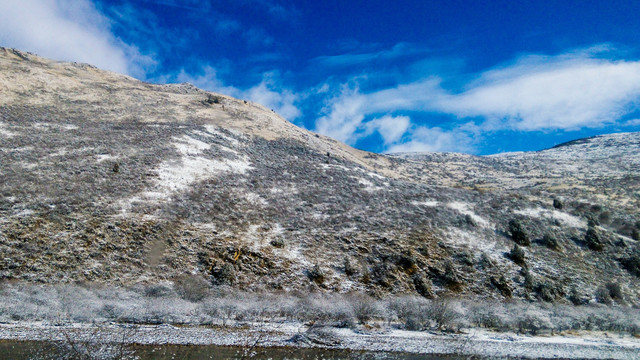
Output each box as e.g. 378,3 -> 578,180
168,67 -> 302,121
172,66 -> 239,97
244,78 -> 301,120
364,115 -> 410,145
436,55 -> 640,131
315,86 -> 366,143
313,47 -> 640,153
386,126 -> 474,153
0,0 -> 153,77
623,119 -> 640,127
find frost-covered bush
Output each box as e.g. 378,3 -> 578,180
508,219 -> 530,246
173,274 -> 210,302
620,250 -> 640,277
542,234 -> 560,250
387,296 -> 430,330
428,297 -> 461,331
351,295 -> 380,325
2,281 -> 640,336
585,226 -> 604,251
509,244 -> 526,265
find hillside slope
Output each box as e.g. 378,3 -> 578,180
1,48 -> 639,304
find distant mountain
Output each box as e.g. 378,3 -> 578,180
1,47 -> 638,304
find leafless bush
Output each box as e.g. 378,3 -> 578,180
388,296 -> 430,330
428,297 -> 460,331
173,274 -> 210,302
350,295 -> 379,325
30,326 -> 138,360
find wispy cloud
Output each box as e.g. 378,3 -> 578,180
314,46 -> 640,153
310,42 -> 430,69
437,53 -> 640,131
0,0 -> 153,77
167,66 -> 301,121
386,126 -> 475,153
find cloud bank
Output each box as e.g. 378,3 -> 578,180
171,67 -> 301,121
0,0 -> 152,77
314,48 -> 640,153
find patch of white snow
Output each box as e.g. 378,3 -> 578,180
447,202 -> 491,228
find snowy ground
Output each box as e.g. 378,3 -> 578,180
0,322 -> 638,359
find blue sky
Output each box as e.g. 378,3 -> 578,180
2,0 -> 640,154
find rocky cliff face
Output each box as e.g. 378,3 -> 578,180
1,47 -> 639,304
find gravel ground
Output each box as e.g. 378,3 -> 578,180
0,322 -> 638,359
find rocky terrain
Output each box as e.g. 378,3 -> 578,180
1,47 -> 639,306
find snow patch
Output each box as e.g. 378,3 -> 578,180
412,200 -> 439,207
173,135 -> 211,155
367,172 -> 386,180
446,227 -> 506,264
320,163 -> 352,172
447,202 -> 491,228
149,156 -> 251,199
118,135 -> 252,213
61,124 -> 78,130
95,154 -> 117,163
245,192 -> 268,206
203,125 -> 240,146
514,208 -> 586,228
0,123 -> 16,137
356,177 -> 383,191
49,149 -> 68,157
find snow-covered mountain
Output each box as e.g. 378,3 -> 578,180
1,47 -> 638,304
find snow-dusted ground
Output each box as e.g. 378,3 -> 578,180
0,322 -> 638,359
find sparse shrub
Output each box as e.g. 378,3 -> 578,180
522,269 -> 535,291
412,272 -> 434,298
508,244 -> 526,266
343,258 -> 357,276
211,262 -> 236,285
491,275 -> 513,297
469,302 -> 507,330
351,295 -> 378,325
632,229 -> 640,241
463,214 -> 476,227
553,198 -> 563,210
568,286 -> 585,305
595,286 -> 612,305
441,260 -> 461,289
428,297 -> 459,331
270,238 -> 284,248
144,284 -> 172,298
542,234 -> 560,250
598,211 -> 612,225
585,226 -> 604,251
606,282 -> 623,301
620,250 -> 640,277
536,281 -> 561,302
307,264 -> 325,284
508,219 -> 530,246
388,296 -> 430,330
173,274 -> 210,302
204,94 -> 220,104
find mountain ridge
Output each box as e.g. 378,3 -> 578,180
1,47 -> 639,304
